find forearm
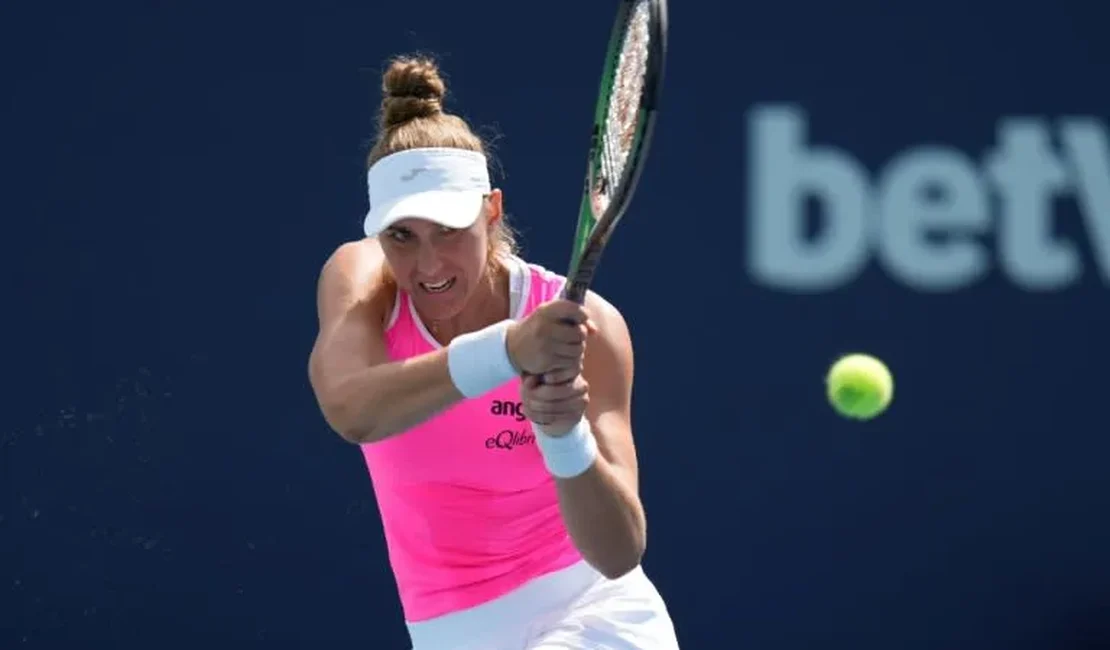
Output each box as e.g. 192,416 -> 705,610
556,457 -> 646,580
324,349 -> 462,443
319,319 -> 519,444
534,415 -> 646,579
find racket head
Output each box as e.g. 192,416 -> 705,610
563,0 -> 668,304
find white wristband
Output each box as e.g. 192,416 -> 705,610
533,417 -> 599,479
446,320 -> 518,398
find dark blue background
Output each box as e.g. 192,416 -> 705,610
4,1 -> 1109,647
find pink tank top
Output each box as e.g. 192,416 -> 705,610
359,257 -> 583,623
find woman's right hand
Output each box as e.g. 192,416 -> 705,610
506,299 -> 597,376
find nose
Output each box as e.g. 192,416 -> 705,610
415,241 -> 443,276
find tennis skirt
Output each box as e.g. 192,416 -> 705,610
406,560 -> 680,649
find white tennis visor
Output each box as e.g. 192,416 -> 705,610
363,147 -> 492,237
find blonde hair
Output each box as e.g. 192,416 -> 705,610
367,55 -> 518,274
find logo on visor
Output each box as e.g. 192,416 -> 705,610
397,166 -> 486,189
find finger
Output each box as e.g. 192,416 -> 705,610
531,365 -> 578,389
538,366 -> 580,386
550,341 -> 586,361
527,401 -> 578,422
536,337 -> 583,363
528,397 -> 589,422
531,387 -> 578,404
533,379 -> 589,401
545,300 -> 589,324
526,365 -> 580,390
525,394 -> 574,415
530,371 -> 576,392
548,322 -> 589,344
527,410 -> 557,426
533,355 -> 579,377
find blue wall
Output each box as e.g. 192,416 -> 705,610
5,1 -> 1110,647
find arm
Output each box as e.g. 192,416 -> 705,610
310,241 -> 583,445
307,240 -> 464,443
552,292 -> 646,580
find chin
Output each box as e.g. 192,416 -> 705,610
410,282 -> 469,321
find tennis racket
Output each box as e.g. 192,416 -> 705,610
561,0 -> 668,304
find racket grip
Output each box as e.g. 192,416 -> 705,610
526,316 -> 582,386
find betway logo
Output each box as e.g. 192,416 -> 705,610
746,105 -> 1110,292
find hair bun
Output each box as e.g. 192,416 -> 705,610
380,56 -> 446,130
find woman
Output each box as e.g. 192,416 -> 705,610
308,55 -> 680,650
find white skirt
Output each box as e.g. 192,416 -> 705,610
406,560 -> 680,649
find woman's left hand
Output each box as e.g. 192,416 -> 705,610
520,369 -> 589,437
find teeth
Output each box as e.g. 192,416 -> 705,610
421,278 -> 454,293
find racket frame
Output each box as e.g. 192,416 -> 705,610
561,0 -> 668,305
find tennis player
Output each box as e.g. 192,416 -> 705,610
308,55 -> 679,650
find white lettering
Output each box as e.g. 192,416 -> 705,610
985,119 -> 1075,290
747,106 -> 869,292
877,148 -> 990,291
746,105 -> 1110,293
1061,119 -> 1110,284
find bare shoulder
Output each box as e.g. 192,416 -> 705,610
582,289 -> 634,377
315,238 -> 393,329
318,238 -> 382,288
584,290 -> 632,347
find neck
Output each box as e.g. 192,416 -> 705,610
422,258 -> 511,344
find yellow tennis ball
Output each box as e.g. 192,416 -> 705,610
826,354 -> 893,420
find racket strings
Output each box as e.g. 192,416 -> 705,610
593,0 -> 652,216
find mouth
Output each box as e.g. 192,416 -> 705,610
418,277 -> 456,294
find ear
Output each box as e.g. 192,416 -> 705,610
485,189 -> 504,227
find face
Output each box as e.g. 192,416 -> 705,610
379,190 -> 503,321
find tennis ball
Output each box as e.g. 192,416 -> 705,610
825,353 -> 893,420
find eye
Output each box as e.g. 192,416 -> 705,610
385,229 -> 411,243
